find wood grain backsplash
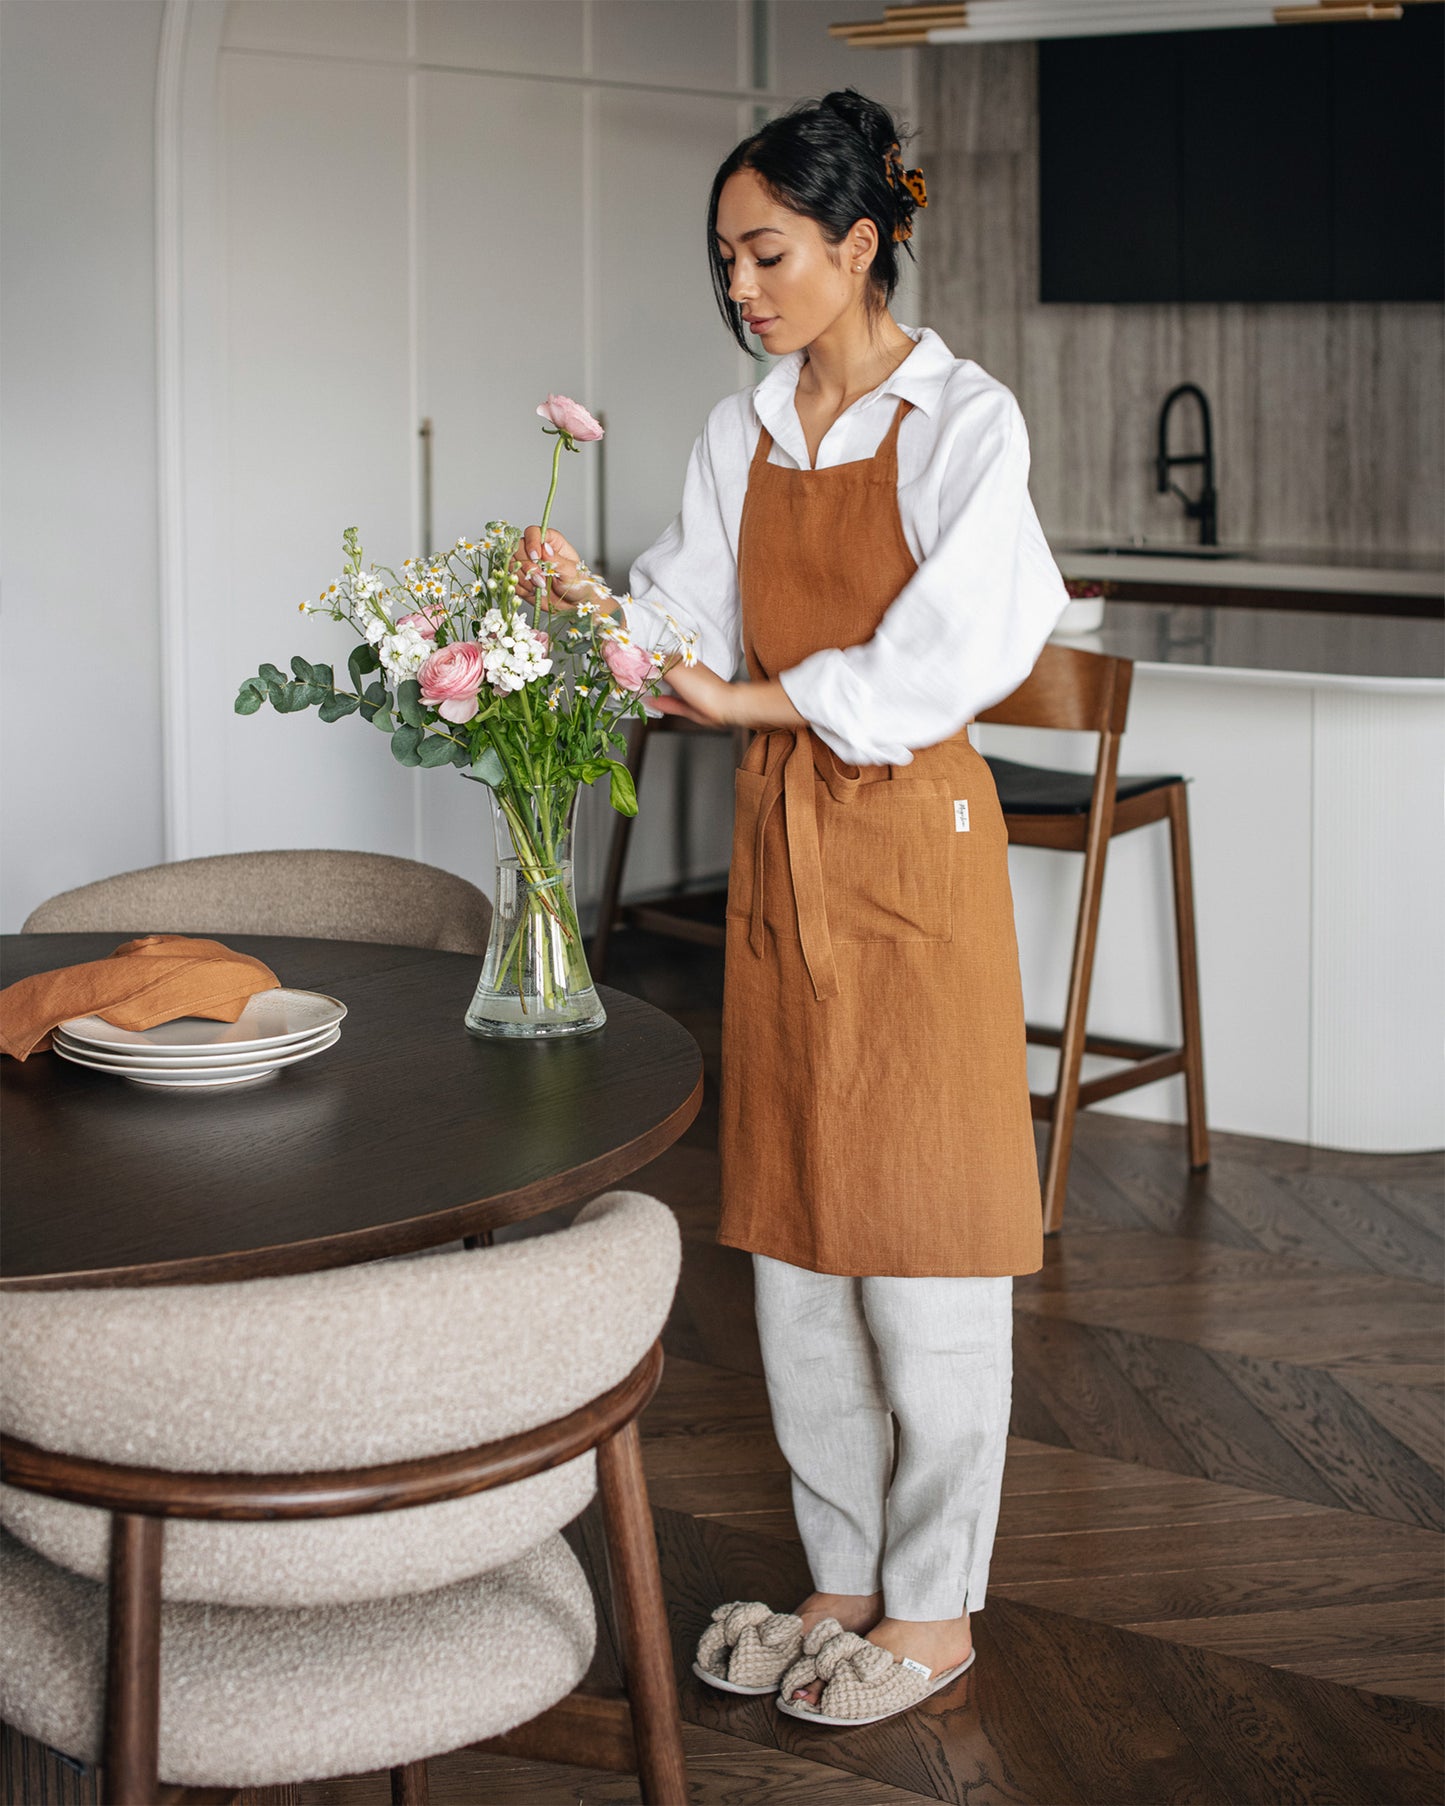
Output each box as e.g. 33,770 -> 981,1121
917,42 -> 1444,557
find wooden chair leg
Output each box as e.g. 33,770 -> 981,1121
589,717 -> 652,980
390,1760 -> 429,1806
1167,782 -> 1210,1171
1041,813 -> 1113,1235
596,1414 -> 688,1806
103,1514 -> 165,1806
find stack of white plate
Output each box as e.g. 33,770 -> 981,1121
52,989 -> 347,1092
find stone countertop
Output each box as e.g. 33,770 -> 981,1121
1051,540 -> 1445,598
1052,600 -> 1444,689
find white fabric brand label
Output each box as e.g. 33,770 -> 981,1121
953,799 -> 970,832
901,1656 -> 933,1679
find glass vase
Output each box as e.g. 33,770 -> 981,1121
464,785 -> 606,1039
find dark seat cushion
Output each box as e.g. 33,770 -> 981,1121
984,755 -> 1183,816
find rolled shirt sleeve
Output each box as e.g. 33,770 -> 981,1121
777,390 -> 1072,769
621,404 -> 743,682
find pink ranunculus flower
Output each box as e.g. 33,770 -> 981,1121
419,641 -> 486,723
536,394 -> 604,442
601,636 -> 654,693
396,602 -> 447,640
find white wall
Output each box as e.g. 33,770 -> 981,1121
0,0 -> 915,931
0,0 -> 167,932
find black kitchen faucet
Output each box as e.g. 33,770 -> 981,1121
1157,382 -> 1218,546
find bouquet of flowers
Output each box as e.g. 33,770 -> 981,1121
235,395 -> 697,1039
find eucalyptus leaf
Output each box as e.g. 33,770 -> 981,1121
234,688 -> 263,716
461,745 -> 507,789
311,663 -> 334,690
318,693 -> 359,722
348,643 -> 379,692
258,662 -> 285,687
370,708 -> 393,733
450,742 -> 473,766
290,655 -> 315,683
417,734 -> 456,768
396,679 -> 426,729
391,722 -> 423,766
363,681 -> 389,708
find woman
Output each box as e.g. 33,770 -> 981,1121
514,88 -> 1070,1729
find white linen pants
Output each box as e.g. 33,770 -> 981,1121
752,1254 -> 1013,1622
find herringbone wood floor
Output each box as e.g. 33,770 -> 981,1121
5,929 -> 1441,1805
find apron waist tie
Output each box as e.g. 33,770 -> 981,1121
748,727 -> 867,1004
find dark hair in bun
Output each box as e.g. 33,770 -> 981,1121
707,87 -> 924,358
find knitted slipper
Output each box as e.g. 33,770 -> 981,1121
775,1627 -> 976,1727
693,1601 -> 806,1696
776,1615 -> 847,1704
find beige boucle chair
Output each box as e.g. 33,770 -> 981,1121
0,1191 -> 686,1806
22,848 -> 492,956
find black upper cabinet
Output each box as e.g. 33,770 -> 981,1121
1177,30 -> 1331,303
1039,38 -> 1181,303
1330,18 -> 1444,302
1038,11 -> 1444,305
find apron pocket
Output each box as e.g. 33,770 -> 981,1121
819,780 -> 955,943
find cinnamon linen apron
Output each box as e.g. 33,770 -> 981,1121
717,396 -> 1044,1278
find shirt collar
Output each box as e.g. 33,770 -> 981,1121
751,324 -> 956,466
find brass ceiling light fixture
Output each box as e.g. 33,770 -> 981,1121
829,0 -> 1443,48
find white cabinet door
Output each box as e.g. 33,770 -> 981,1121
588,87 -> 752,905
192,49 -> 418,862
592,0 -> 745,90
413,68 -> 590,891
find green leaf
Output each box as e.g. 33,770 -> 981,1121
369,707 -> 393,733
234,687 -> 263,716
391,722 -> 423,766
283,682 -> 315,712
450,741 -> 473,766
396,679 -> 426,729
607,760 -> 638,817
364,681 -> 389,708
318,693 -> 359,723
461,744 -> 507,789
290,655 -> 315,683
417,734 -> 455,768
311,663 -> 334,691
579,759 -> 610,786
258,662 -> 286,687
348,642 -> 380,692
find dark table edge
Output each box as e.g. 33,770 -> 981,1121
0,1067 -> 704,1291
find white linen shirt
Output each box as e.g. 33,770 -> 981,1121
620,323 -> 1072,769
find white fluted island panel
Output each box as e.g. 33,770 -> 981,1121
971,603 -> 1443,1153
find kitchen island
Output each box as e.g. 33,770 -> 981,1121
971,600 -> 1443,1154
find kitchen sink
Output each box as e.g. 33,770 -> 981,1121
1074,543 -> 1247,559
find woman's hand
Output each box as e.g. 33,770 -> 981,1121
510,526 -> 615,615
651,660 -> 807,732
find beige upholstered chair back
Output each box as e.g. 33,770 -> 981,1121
21,849 -> 492,956
0,1191 -> 680,1607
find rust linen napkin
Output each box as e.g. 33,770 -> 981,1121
0,935 -> 281,1062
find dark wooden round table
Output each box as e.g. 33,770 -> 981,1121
0,933 -> 702,1290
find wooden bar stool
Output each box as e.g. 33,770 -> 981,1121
589,714 -> 749,981
976,642 -> 1209,1234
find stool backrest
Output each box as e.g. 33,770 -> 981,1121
976,642 -> 1134,736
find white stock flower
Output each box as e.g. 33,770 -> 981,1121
378,623 -> 432,681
